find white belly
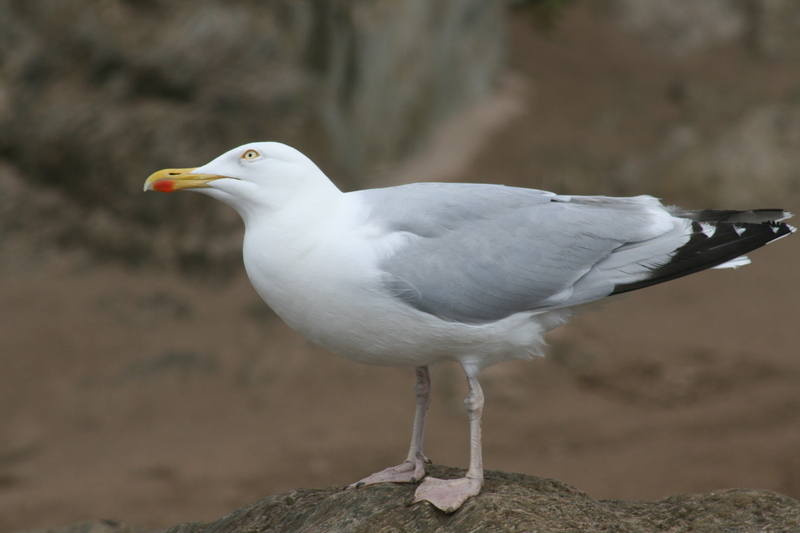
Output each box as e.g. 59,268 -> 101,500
242,226 -> 557,369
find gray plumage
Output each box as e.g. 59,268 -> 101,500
353,182 -> 793,324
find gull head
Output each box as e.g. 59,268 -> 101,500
143,142 -> 339,215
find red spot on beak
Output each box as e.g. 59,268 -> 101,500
153,180 -> 175,193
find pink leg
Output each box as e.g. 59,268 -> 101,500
413,364 -> 483,512
348,366 -> 431,488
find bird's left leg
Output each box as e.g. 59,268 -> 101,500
348,366 -> 431,488
413,363 -> 484,512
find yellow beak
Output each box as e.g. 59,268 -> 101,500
143,167 -> 226,193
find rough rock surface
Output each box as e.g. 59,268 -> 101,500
29,466 -> 800,533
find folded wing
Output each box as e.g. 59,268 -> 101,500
356,183 -> 794,324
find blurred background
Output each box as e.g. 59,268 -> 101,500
1,0 -> 799,530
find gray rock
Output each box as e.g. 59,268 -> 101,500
36,466 -> 790,533
22,466 -> 800,532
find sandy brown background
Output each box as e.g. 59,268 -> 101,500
2,2 -> 799,531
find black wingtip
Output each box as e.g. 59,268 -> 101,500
612,214 -> 794,295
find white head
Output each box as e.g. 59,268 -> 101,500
144,142 -> 340,220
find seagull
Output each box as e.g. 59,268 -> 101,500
144,141 -> 795,512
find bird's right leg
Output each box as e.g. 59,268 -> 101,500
348,365 -> 431,487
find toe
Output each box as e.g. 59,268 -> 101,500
413,476 -> 482,513
347,461 -> 419,488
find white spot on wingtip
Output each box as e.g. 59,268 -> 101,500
733,225 -> 746,236
699,223 -> 715,238
766,224 -> 795,245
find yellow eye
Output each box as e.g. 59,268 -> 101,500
241,149 -> 261,161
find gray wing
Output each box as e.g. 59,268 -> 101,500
354,182 -> 792,324
352,183 -> 685,323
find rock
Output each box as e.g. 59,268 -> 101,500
610,0 -> 745,57
638,104 -> 800,207
172,468 -> 800,532
0,0 -> 504,269
35,466 -> 799,533
678,104 -> 800,207
609,0 -> 800,60
743,0 -> 800,59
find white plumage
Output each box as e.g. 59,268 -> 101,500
144,141 -> 795,512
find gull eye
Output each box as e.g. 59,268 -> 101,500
241,149 -> 261,161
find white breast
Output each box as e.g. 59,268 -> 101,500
241,196 -> 556,369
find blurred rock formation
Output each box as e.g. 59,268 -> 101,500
0,0 -> 503,269
1,0 -> 798,272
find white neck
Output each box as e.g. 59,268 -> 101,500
241,180 -> 343,232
